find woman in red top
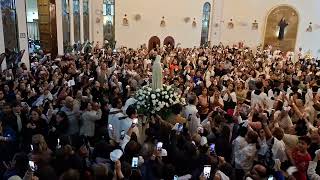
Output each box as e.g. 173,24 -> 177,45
289,136 -> 312,180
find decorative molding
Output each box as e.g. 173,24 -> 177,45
134,14 -> 141,21
184,17 -> 190,23
238,21 -> 248,27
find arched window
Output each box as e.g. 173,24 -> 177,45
201,2 -> 211,46
103,0 -> 115,48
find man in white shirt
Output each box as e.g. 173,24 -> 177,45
119,105 -> 140,142
251,81 -> 268,109
108,98 -> 125,143
182,94 -> 201,135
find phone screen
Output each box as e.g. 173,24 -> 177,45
203,165 -> 211,179
30,144 -> 33,151
157,142 -> 163,151
120,130 -> 125,140
108,124 -> 113,131
267,176 -> 274,180
173,175 -> 179,180
209,144 -> 215,153
132,118 -> 138,125
178,124 -> 183,132
131,157 -> 138,168
29,161 -> 37,171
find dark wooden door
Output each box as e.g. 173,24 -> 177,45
148,36 -> 160,51
37,0 -> 57,57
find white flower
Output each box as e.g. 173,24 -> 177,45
165,95 -> 169,99
170,94 -> 173,98
151,94 -> 156,99
148,87 -> 152,91
157,93 -> 160,97
167,86 -> 171,90
138,97 -> 143,100
156,89 -> 160,92
151,110 -> 155,114
166,103 -> 169,107
137,105 -> 140,109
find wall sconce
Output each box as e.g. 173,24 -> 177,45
228,19 -> 234,29
160,16 -> 166,27
252,20 -> 258,30
306,22 -> 313,32
192,18 -> 197,27
123,14 -> 129,26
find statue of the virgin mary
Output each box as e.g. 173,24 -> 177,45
152,55 -> 163,90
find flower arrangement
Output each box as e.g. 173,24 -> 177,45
135,85 -> 185,117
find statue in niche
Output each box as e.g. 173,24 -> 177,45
278,17 -> 288,40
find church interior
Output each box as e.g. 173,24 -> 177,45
0,0 -> 320,180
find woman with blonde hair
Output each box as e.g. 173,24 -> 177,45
31,134 -> 52,168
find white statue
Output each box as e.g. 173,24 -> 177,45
152,55 -> 163,90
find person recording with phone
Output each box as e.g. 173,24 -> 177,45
118,105 -> 140,142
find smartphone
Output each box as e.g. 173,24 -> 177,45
177,123 -> 183,132
203,165 -> 211,179
132,118 -> 138,126
267,176 -> 274,180
120,130 -> 125,140
209,144 -> 215,154
131,157 -> 138,168
157,142 -> 163,151
108,124 -> 113,131
29,161 -> 37,172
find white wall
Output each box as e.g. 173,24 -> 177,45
115,0 -> 212,48
215,0 -> 320,55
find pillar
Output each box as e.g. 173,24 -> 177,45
88,0 -> 93,41
0,3 -> 6,71
79,0 -> 84,43
56,0 -> 64,55
69,0 -> 75,45
16,0 -> 30,69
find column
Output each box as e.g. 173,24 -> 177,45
69,0 -> 75,45
79,0 -> 84,43
0,3 -> 7,71
88,0 -> 93,41
56,0 -> 64,55
16,0 -> 30,70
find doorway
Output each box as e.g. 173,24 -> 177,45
37,0 -> 58,56
163,36 -> 175,48
148,36 -> 160,51
263,5 -> 299,52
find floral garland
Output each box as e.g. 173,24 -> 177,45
135,85 -> 185,117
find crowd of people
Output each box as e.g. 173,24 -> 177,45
0,42 -> 320,180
